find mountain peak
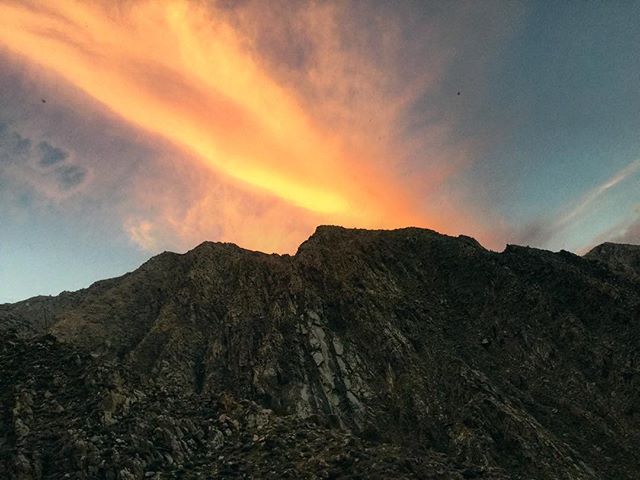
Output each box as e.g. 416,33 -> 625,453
2,227 -> 640,478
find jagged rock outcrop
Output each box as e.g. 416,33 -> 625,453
1,226 -> 639,479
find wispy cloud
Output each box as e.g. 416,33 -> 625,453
0,0 -> 520,252
586,205 -> 640,249
0,123 -> 89,202
556,159 -> 640,230
125,219 -> 159,251
38,141 -> 68,167
515,159 -> 640,248
0,1 -> 424,225
611,216 -> 640,245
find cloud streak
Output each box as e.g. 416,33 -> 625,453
0,1 -> 433,232
0,0 -> 525,255
556,159 -> 640,230
515,159 -> 640,249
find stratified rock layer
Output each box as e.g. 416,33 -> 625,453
1,226 -> 639,479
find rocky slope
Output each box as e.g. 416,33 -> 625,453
585,242 -> 640,278
1,226 -> 639,479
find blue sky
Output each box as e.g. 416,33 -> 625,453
1,0 -> 639,303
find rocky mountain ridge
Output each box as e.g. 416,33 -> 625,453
1,226 -> 639,479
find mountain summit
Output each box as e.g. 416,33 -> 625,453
1,226 -> 639,479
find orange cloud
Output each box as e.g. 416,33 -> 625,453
0,0 -> 439,240
120,151 -> 325,254
3,0 -> 519,256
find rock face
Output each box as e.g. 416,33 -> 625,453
1,226 -> 639,479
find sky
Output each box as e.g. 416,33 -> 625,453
1,0 -> 639,303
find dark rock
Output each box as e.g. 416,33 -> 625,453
1,227 -> 639,479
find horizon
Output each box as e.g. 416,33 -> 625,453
4,223 -> 637,305
1,1 -> 639,302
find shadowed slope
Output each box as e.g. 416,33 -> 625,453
585,242 -> 640,278
1,226 -> 639,479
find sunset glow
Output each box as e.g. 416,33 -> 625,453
0,0 -> 424,229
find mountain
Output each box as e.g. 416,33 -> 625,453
1,226 -> 639,479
